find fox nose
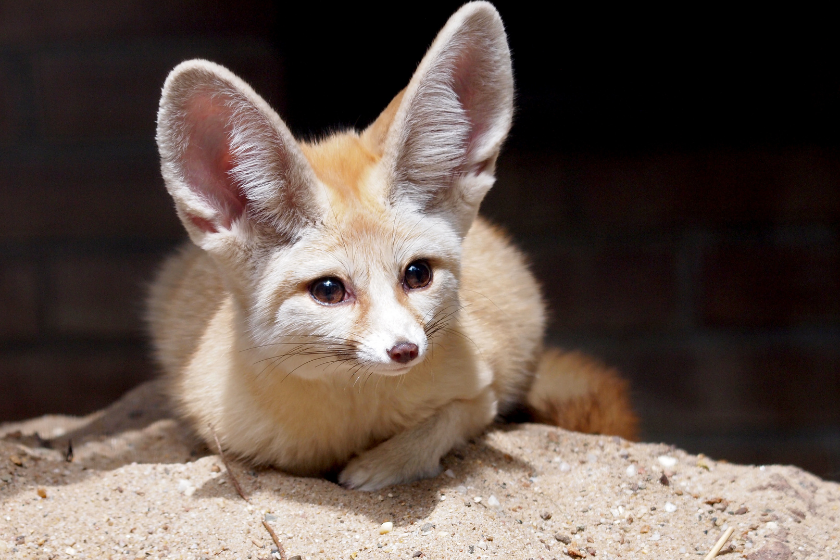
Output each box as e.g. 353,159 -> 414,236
388,342 -> 418,364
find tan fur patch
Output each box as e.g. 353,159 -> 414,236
300,134 -> 382,212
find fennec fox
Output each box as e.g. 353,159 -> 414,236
149,2 -> 636,491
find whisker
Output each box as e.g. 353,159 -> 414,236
240,334 -> 362,353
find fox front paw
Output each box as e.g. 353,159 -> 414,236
338,449 -> 443,491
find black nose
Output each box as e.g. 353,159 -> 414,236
388,342 -> 419,364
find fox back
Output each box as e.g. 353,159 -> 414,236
149,2 -> 635,491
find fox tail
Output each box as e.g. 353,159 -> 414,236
526,348 -> 638,440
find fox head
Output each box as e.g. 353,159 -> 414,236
156,2 -> 513,379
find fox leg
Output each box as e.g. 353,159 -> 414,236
526,348 -> 638,440
338,388 -> 497,491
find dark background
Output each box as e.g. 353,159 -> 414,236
1,2 -> 838,479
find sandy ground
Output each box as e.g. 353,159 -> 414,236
1,381 -> 839,560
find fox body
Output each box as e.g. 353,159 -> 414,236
149,2 -> 636,491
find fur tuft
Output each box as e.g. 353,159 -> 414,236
527,349 -> 638,440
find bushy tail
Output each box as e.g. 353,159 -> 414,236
526,348 -> 638,440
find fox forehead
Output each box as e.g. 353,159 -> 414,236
300,131 -> 387,214
294,130 -> 461,271
283,206 -> 459,281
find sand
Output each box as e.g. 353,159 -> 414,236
2,381 -> 839,559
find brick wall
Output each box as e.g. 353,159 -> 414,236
0,0 -> 280,418
1,2 -> 839,480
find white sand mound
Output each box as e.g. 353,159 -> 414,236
2,381 -> 839,559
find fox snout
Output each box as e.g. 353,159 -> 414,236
360,325 -> 427,371
388,342 -> 419,364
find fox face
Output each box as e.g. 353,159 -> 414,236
244,180 -> 464,379
155,4 -> 513,383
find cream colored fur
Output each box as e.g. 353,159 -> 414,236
149,2 -> 635,491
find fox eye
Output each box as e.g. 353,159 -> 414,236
404,260 -> 432,290
310,277 -> 346,305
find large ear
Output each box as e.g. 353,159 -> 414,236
372,2 -> 513,236
156,60 -> 321,251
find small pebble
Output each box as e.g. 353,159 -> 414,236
36,487 -> 47,499
412,552 -> 423,558
657,455 -> 677,468
9,455 -> 22,467
734,506 -> 749,515
487,495 -> 500,507
659,472 -> 669,486
559,462 -> 571,472
555,534 -> 571,544
421,523 -> 435,533
664,502 -> 677,513
379,522 -> 393,534
444,469 -> 455,478
176,479 -> 196,497
473,496 -> 482,503
540,511 -> 552,520
626,464 -> 637,477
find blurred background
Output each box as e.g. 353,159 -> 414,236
1,2 -> 838,480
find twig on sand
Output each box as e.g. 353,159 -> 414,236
209,425 -> 289,560
703,527 -> 735,560
210,426 -> 248,502
262,520 -> 287,560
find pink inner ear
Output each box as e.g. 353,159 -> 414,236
450,45 -> 494,171
188,214 -> 218,233
181,94 -> 249,230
